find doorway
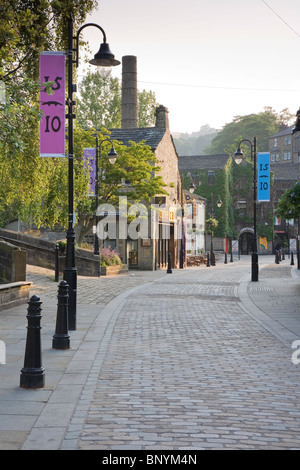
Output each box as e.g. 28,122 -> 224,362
239,231 -> 254,255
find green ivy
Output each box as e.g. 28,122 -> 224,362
183,155 -> 274,242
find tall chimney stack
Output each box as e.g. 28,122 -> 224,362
121,55 -> 138,128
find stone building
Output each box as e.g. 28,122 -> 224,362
268,124 -> 300,251
106,56 -> 185,270
179,153 -> 275,255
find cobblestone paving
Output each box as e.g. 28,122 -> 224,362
26,265 -> 152,305
74,264 -> 300,450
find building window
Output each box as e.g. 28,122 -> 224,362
276,153 -> 279,161
273,138 -> 277,148
208,170 -> 215,185
284,136 -> 291,145
284,152 -> 291,160
271,153 -> 275,162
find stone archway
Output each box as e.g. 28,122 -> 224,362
239,228 -> 254,255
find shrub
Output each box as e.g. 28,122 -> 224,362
100,247 -> 122,267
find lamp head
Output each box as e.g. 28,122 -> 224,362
234,147 -> 244,165
189,182 -> 195,193
107,145 -> 118,164
89,42 -> 120,78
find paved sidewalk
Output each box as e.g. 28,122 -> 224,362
0,255 -> 299,450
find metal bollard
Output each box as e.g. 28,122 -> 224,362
52,281 -> 70,350
230,251 -> 233,263
206,252 -> 210,267
20,295 -> 45,389
291,252 -> 294,265
167,253 -> 172,273
55,244 -> 59,282
224,252 -> 227,264
179,247 -> 184,269
275,251 -> 280,264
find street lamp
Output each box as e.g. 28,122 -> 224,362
234,137 -> 259,282
189,182 -> 196,193
208,193 -> 222,266
65,16 -> 120,330
94,136 -> 119,256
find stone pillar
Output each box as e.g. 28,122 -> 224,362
121,55 -> 138,129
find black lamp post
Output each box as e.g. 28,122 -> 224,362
94,136 -> 119,256
234,137 -> 259,282
65,16 -> 120,330
208,193 -> 222,266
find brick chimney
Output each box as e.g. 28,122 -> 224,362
155,105 -> 169,130
121,55 -> 138,128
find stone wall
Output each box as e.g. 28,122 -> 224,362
0,281 -> 31,311
0,228 -> 122,277
0,239 -> 26,283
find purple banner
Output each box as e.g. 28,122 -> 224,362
84,148 -> 96,195
40,52 -> 65,157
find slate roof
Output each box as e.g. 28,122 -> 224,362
178,154 -> 230,171
108,128 -> 166,150
269,125 -> 294,138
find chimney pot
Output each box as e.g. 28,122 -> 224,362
155,105 -> 169,130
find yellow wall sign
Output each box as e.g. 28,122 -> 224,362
260,236 -> 268,251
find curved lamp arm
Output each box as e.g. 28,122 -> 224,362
75,23 -> 106,67
75,23 -> 120,73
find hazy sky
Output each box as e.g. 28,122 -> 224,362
79,0 -> 300,134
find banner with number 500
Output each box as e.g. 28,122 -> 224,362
40,52 -> 66,157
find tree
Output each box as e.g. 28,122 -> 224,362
204,107 -> 292,156
276,182 -> 300,220
138,89 -> 156,127
76,71 -> 157,129
0,0 -> 99,227
74,130 -> 168,244
76,73 -> 122,129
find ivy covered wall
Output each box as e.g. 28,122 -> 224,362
182,156 -> 274,244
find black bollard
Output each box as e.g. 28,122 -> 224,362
224,252 -> 227,264
206,252 -> 210,267
52,281 -> 70,350
211,251 -> 215,266
20,295 -> 45,389
275,251 -> 279,264
167,253 -> 172,273
230,251 -> 233,262
282,249 -> 285,261
179,247 -> 184,269
291,252 -> 294,266
55,244 -> 59,282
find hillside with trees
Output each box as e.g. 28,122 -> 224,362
173,125 -> 217,156
204,107 -> 293,157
